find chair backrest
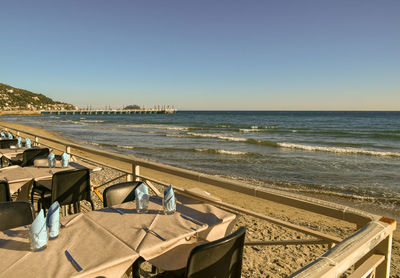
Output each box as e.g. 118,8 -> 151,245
0,180 -> 11,202
102,181 -> 142,207
185,226 -> 246,278
22,148 -> 50,167
0,201 -> 35,231
51,168 -> 91,206
0,139 -> 18,149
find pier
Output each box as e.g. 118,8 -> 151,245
40,108 -> 177,115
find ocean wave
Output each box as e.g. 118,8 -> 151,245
239,128 -> 263,133
246,138 -> 279,147
187,132 -> 247,142
121,124 -> 188,131
81,120 -> 105,123
239,126 -> 277,133
195,148 -> 249,156
165,133 -> 193,138
83,141 -> 100,146
116,145 -> 135,149
83,139 -> 258,157
278,143 -> 400,157
60,120 -> 86,125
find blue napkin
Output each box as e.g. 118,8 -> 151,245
163,185 -> 176,213
29,209 -> 47,250
61,152 -> 69,168
7,132 -> 13,139
46,201 -> 60,239
48,152 -> 55,168
26,138 -> 31,148
0,132 -> 5,139
17,137 -> 22,148
135,183 -> 149,211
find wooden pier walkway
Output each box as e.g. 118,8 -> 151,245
40,108 -> 177,115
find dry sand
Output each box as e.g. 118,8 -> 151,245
1,120 -> 399,277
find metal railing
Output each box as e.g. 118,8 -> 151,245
1,123 -> 396,277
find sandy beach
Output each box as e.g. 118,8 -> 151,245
1,120 -> 399,277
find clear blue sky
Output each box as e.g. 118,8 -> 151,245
1,0 -> 399,110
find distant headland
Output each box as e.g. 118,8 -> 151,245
0,83 -> 176,115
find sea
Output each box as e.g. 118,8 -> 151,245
2,111 -> 400,219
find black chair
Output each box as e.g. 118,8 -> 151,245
7,147 -> 49,167
103,181 -> 150,276
21,148 -> 50,167
0,139 -> 18,149
34,168 -> 94,213
102,181 -> 142,207
155,227 -> 246,278
0,201 -> 35,231
0,139 -> 19,167
0,180 -> 11,202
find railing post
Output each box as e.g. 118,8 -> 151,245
126,163 -> 134,182
374,233 -> 393,277
134,164 -> 140,181
127,163 -> 140,182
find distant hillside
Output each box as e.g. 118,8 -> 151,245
0,83 -> 77,111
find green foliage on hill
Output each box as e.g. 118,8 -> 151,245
123,104 -> 141,110
0,83 -> 76,111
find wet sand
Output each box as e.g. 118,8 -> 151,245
1,120 -> 398,277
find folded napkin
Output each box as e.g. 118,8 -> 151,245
7,132 -> 13,139
61,152 -> 69,168
48,152 -> 56,168
135,182 -> 149,211
25,138 -> 31,148
46,201 -> 60,239
163,185 -> 176,213
0,132 -> 5,139
29,209 -> 47,251
17,137 -> 22,148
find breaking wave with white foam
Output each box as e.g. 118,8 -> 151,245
195,149 -> 249,155
278,143 -> 400,157
187,132 -> 247,142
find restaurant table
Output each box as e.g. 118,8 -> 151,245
0,195 -> 236,278
0,147 -> 26,161
0,160 -> 102,200
0,147 -> 26,167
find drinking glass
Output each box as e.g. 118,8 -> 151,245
135,194 -> 149,213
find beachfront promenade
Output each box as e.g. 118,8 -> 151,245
40,108 -> 177,115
